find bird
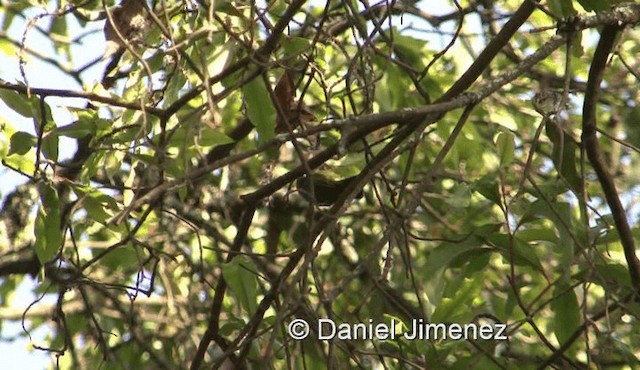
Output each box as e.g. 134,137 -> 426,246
532,90 -> 564,118
103,0 -> 149,59
296,174 -> 363,206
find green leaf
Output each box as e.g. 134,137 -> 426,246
243,75 -> 276,142
267,0 -> 288,16
380,27 -> 427,69
486,234 -> 543,271
495,131 -> 515,167
576,0 -> 610,12
53,119 -> 96,138
42,132 -> 59,161
572,32 -> 584,57
101,244 -> 137,271
221,256 -> 259,316
431,276 -> 482,323
551,283 -> 581,346
199,130 -> 234,147
446,183 -> 471,208
548,0 -> 577,17
50,16 -> 70,59
517,227 -> 558,244
545,122 -> 581,194
383,314 -> 407,337
520,199 -> 575,270
281,37 -> 312,59
0,38 -> 15,56
8,131 -> 37,155
34,183 -> 62,264
78,188 -> 118,224
474,174 -> 501,205
585,262 -> 632,288
2,151 -> 35,175
0,90 -> 34,117
80,151 -> 105,183
611,336 -> 640,365
423,237 -> 486,304
104,151 -> 126,180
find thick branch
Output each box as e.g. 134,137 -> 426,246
582,25 -> 640,291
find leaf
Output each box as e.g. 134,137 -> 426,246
2,151 -> 35,175
0,90 -> 33,117
0,38 -> 14,56
42,132 -> 59,161
273,70 -> 313,133
53,119 -> 96,138
545,122 -> 581,194
548,0 -> 577,17
516,228 -> 558,244
34,183 -> 62,264
79,189 -> 118,224
474,174 -> 501,205
611,336 -> 640,365
281,37 -> 312,59
579,262 -> 632,288
221,256 -> 259,316
81,151 -> 105,183
425,240 -> 485,282
50,16 -> 70,58
431,275 -> 481,323
520,199 -> 575,270
382,27 -> 427,68
243,75 -> 276,142
445,183 -> 471,208
199,130 -> 234,147
576,0 -> 610,12
101,244 -> 137,271
495,131 -> 515,167
104,150 -> 125,180
8,131 -> 37,155
551,283 -> 581,346
383,314 -> 407,337
572,32 -> 584,57
486,234 -> 543,271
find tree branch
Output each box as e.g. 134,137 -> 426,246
581,24 -> 640,292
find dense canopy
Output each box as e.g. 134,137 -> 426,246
1,0 -> 640,369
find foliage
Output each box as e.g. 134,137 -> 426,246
1,0 -> 640,369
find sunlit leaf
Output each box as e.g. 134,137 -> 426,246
34,183 -> 62,264
8,131 -> 36,155
495,130 -> 515,167
0,90 -> 33,117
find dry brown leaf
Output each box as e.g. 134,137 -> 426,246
274,70 -> 315,133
